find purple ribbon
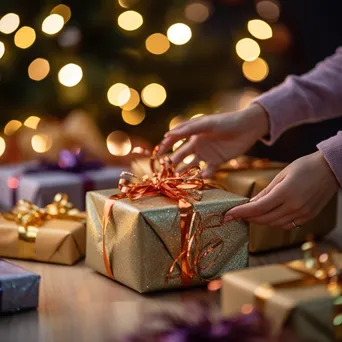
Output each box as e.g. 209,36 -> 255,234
8,150 -> 104,209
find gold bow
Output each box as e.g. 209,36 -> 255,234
1,193 -> 85,242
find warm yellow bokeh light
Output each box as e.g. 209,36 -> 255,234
106,131 -> 132,156
0,42 -> 5,59
14,26 -> 36,49
236,38 -> 260,61
184,2 -> 210,23
31,134 -> 52,153
169,116 -> 184,130
0,136 -> 5,157
183,154 -> 195,164
58,63 -> 83,87
118,11 -> 143,31
256,0 -> 280,22
173,139 -> 185,151
122,105 -> 146,125
0,13 -> 20,34
51,4 -> 71,24
167,23 -> 192,45
248,19 -> 272,40
141,83 -> 167,108
145,33 -> 170,55
120,88 -> 140,110
191,113 -> 204,119
107,83 -> 131,107
42,14 -> 64,35
24,116 -> 41,129
28,58 -> 50,81
4,120 -> 22,136
239,89 -> 260,109
242,58 -> 269,82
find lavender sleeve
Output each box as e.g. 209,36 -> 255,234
252,47 -> 342,187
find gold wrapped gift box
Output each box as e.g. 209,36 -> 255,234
86,188 -> 249,293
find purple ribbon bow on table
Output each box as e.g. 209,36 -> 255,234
8,149 -> 104,209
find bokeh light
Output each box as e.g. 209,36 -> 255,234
190,113 -> 204,119
169,116 -> 185,130
14,26 -> 36,49
242,58 -> 269,82
51,4 -> 72,24
0,137 -> 6,157
173,139 -> 185,151
248,19 -> 272,40
4,120 -> 22,136
238,88 -> 261,110
256,0 -> 280,22
58,27 -> 82,47
236,38 -> 260,61
118,0 -> 139,8
28,58 -> 50,81
118,11 -> 143,31
184,2 -> 210,23
0,13 -> 20,34
145,33 -> 170,55
107,83 -> 131,106
120,88 -> 140,110
31,134 -> 52,153
106,131 -> 132,156
122,105 -> 146,125
141,83 -> 167,108
58,63 -> 83,87
183,154 -> 195,164
0,42 -> 5,59
24,116 -> 41,129
42,14 -> 64,35
167,23 -> 192,45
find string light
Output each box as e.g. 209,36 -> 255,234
28,58 -> 50,81
236,38 -> 260,61
106,131 -> 132,156
51,4 -> 72,24
24,116 -> 41,129
4,120 -> 22,136
122,105 -> 146,125
14,26 -> 36,49
145,33 -> 170,55
0,13 -> 20,34
58,63 -> 83,87
184,2 -> 210,23
42,14 -> 64,35
141,83 -> 167,108
118,11 -> 143,31
107,83 -> 131,107
183,154 -> 195,164
256,0 -> 280,22
242,58 -> 269,82
0,42 -> 5,59
167,23 -> 192,45
31,134 -> 52,153
169,116 -> 184,130
120,88 -> 140,110
248,19 -> 272,40
0,137 -> 6,157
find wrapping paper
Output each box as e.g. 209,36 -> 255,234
0,259 -> 40,313
0,163 -> 127,211
221,254 -> 342,342
86,188 -> 249,293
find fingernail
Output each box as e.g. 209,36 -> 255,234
249,196 -> 257,202
224,215 -> 234,223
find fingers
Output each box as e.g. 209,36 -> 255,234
201,164 -> 218,179
158,136 -> 182,156
165,117 -> 215,138
170,141 -> 195,166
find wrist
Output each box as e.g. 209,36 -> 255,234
314,151 -> 339,190
244,103 -> 270,139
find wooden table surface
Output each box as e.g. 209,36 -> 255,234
1,193 -> 341,342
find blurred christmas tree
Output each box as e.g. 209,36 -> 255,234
0,0 -> 292,160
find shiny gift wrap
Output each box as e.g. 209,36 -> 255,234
86,188 -> 249,293
0,259 -> 40,314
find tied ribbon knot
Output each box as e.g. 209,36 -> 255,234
1,193 -> 85,241
102,146 -> 227,285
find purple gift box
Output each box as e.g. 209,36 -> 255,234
0,259 -> 40,314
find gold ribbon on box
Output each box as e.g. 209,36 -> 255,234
1,193 -> 85,242
254,241 -> 342,340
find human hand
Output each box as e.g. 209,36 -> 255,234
225,151 -> 339,229
157,104 -> 269,178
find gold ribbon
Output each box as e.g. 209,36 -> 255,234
1,193 -> 85,242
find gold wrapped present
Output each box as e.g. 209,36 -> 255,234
221,242 -> 342,342
215,157 -> 338,253
86,151 -> 249,293
0,194 -> 86,265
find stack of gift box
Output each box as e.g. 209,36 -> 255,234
0,151 -> 340,342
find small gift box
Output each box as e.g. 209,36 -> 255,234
0,194 -> 86,265
221,242 -> 342,342
86,153 -> 249,293
0,259 -> 40,314
214,156 -> 338,252
0,150 -> 127,211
